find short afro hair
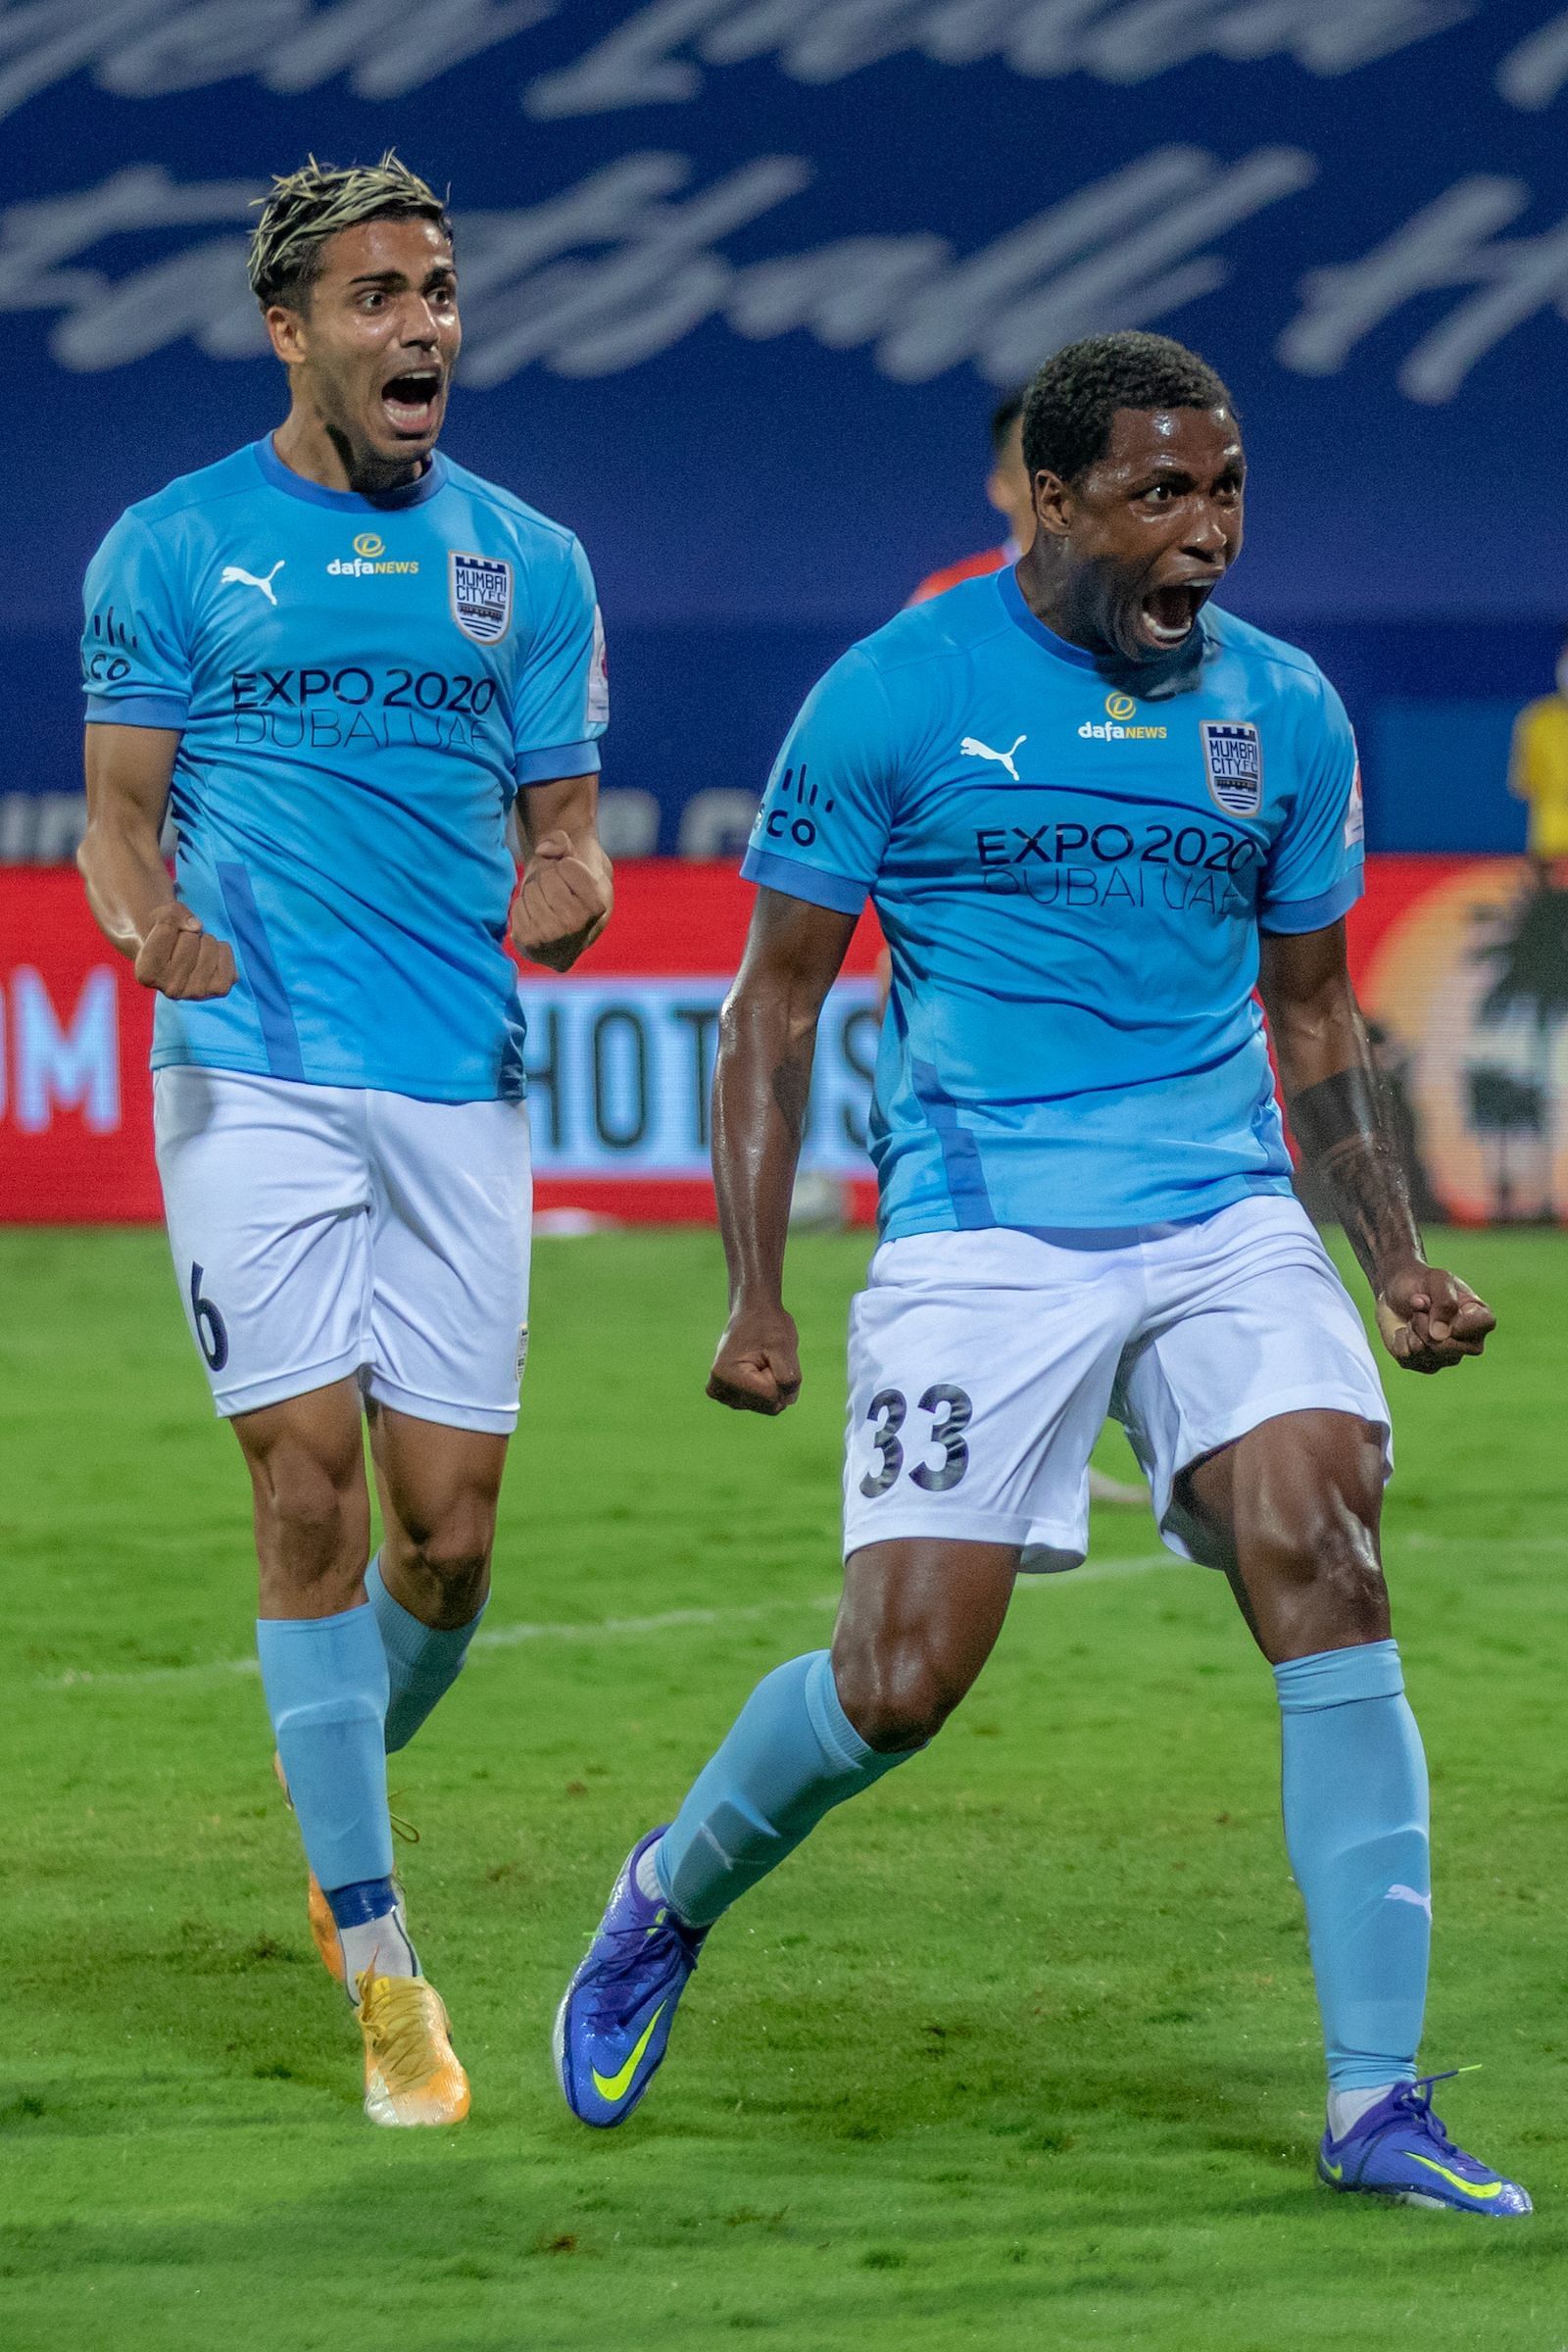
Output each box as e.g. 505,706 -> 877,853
249,152 -> 450,311
1020,331 -> 1235,485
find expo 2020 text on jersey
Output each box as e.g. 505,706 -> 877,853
81,433 -> 608,1104
742,564 -> 1364,1236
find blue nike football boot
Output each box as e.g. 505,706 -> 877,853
555,1827 -> 708,2128
1318,2074 -> 1531,2215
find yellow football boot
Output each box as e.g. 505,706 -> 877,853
305,1869 -> 346,1984
355,1969 -> 470,2128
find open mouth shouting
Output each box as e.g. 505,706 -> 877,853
379,367 -> 444,440
1137,577 -> 1218,652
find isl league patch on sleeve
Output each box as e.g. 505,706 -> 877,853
1345,754 -> 1365,849
587,602 -> 609,727
1200,719 -> 1263,816
449,551 -> 513,645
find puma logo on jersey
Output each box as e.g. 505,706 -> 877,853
220,561 -> 284,606
960,733 -> 1026,781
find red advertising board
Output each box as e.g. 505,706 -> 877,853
1,858 -> 1558,1227
0,866 -> 161,1221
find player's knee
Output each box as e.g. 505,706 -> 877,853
834,1633 -> 968,1753
396,1498 -> 495,1612
252,1444 -> 361,1575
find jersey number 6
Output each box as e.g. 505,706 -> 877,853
189,1263 -> 230,1374
859,1384 -> 972,1498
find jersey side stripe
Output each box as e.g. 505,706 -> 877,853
910,1058 -> 996,1230
216,863 -> 306,1083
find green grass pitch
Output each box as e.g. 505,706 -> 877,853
2,1224 -> 1566,2350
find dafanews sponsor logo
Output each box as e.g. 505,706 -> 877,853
327,531 -> 420,579
1079,691 -> 1167,743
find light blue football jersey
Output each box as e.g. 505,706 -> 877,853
741,567 -> 1364,1237
81,435 -> 608,1102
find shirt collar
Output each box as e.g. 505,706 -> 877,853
996,563 -> 1218,700
254,433 -> 448,512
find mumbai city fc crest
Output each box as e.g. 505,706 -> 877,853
449,551 -> 513,645
1200,720 -> 1263,817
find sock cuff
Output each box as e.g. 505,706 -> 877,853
256,1603 -> 389,1709
803,1650 -> 876,1770
324,1875 -> 399,1926
1274,1637 -> 1404,1715
366,1555 -> 486,1668
256,1601 -> 380,1643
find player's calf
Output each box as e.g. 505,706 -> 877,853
366,1408 -> 506,1748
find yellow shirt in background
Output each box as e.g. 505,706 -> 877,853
1509,695 -> 1568,858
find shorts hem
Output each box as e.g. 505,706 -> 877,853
214,1350 -> 365,1419
1157,1382 -> 1392,1563
362,1373 -> 518,1436
1167,1382 -> 1391,1485
843,1503 -> 1046,1557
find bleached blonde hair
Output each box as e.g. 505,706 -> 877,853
248,152 -> 451,309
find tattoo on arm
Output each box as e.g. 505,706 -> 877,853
1289,1064 -> 1422,1291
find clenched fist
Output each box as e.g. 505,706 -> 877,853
1375,1262 -> 1495,1375
512,831 -> 612,970
708,1302 -> 803,1415
134,904 -> 237,1000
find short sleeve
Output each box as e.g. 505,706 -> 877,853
740,649 -> 898,914
1258,670 -> 1365,935
511,535 -> 607,786
81,513 -> 192,729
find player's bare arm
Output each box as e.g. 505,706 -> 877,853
512,771 -> 612,971
707,887 -> 857,1415
78,722 -> 236,1000
1260,920 -> 1494,1375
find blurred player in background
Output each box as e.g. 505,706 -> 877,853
557,332 -> 1529,2217
77,156 -> 611,2127
906,391 -> 1034,606
1508,633 -> 1568,881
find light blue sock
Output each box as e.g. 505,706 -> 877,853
366,1554 -> 486,1754
256,1604 -> 393,1894
655,1650 -> 916,1928
1274,1639 -> 1429,2092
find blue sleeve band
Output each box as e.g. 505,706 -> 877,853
1258,869 -> 1363,936
514,739 -> 601,786
740,848 -> 868,914
85,694 -> 188,729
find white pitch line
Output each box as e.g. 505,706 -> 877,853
38,1555 -> 1175,1693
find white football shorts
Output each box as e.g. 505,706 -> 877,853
842,1196 -> 1391,1571
154,1066 -> 531,1433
